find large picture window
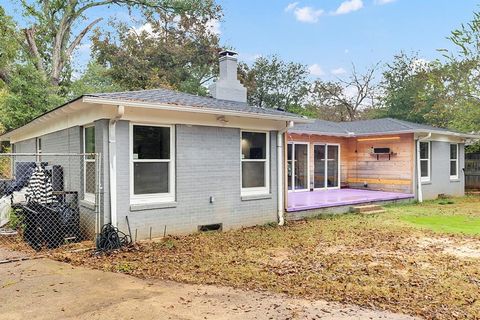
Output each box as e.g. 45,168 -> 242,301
83,126 -> 95,202
450,143 -> 458,180
131,124 -> 175,203
420,141 -> 430,182
241,131 -> 269,195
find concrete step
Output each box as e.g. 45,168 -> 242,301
352,204 -> 384,213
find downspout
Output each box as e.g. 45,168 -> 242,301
277,120 -> 294,225
109,105 -> 124,226
416,132 -> 431,203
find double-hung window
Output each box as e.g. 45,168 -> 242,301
419,141 -> 430,182
450,143 -> 459,180
131,124 -> 175,204
83,126 -> 96,202
241,131 -> 269,196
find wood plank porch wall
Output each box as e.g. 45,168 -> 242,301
287,132 -> 415,194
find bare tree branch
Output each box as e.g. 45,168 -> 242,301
23,27 -> 46,76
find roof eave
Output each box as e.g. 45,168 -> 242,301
83,96 -> 314,124
0,95 -> 84,141
288,128 -> 480,139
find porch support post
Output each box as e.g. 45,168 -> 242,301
416,132 -> 431,203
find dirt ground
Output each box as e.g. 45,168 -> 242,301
0,257 -> 417,320
52,197 -> 480,319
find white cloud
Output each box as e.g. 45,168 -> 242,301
374,0 -> 396,5
284,2 -> 299,12
206,19 -> 221,35
132,23 -> 154,35
285,2 -> 324,23
332,0 -> 363,15
295,6 -> 324,23
75,42 -> 91,54
344,49 -> 350,54
411,58 -> 430,73
331,67 -> 347,75
309,64 -> 325,77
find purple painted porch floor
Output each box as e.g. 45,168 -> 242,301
287,188 -> 414,212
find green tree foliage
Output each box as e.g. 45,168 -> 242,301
69,61 -> 124,98
239,55 -> 310,113
0,7 -> 20,87
91,0 -> 222,95
19,0 -> 203,87
440,11 -> 480,135
0,64 -> 63,131
0,0 -> 216,132
376,52 -> 437,123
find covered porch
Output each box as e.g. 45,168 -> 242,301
285,131 -> 416,213
287,188 -> 414,212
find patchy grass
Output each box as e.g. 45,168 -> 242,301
55,196 -> 480,320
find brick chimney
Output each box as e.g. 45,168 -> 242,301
209,50 -> 247,103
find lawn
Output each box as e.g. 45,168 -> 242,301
58,196 -> 480,320
401,215 -> 480,235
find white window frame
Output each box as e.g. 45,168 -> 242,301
287,141 -> 310,192
240,130 -> 270,196
313,143 -> 341,190
83,125 -> 96,203
129,123 -> 175,204
450,143 -> 459,180
420,141 -> 431,183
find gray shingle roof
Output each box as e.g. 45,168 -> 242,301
291,117 -> 458,136
86,88 -> 306,119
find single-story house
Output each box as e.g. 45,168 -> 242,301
0,50 -> 478,238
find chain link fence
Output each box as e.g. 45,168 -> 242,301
0,153 -> 101,254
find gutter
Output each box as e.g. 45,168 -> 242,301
416,132 -> 431,203
277,121 -> 294,226
109,105 -> 125,226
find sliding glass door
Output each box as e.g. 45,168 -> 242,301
287,142 -> 309,191
314,144 -> 340,189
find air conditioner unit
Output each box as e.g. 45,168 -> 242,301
373,147 -> 391,154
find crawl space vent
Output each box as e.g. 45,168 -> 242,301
198,223 -> 223,232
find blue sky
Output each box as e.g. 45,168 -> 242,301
2,0 -> 479,80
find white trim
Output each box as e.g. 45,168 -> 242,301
240,130 -> 270,196
419,141 -> 431,183
129,123 -> 175,204
312,143 -> 341,190
286,141 -> 310,192
1,101 -> 304,144
83,96 -> 311,123
289,129 -> 479,139
83,125 -> 96,203
449,143 -> 459,180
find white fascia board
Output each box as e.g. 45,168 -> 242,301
4,102 -> 117,143
289,128 -> 479,140
82,97 -> 313,124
